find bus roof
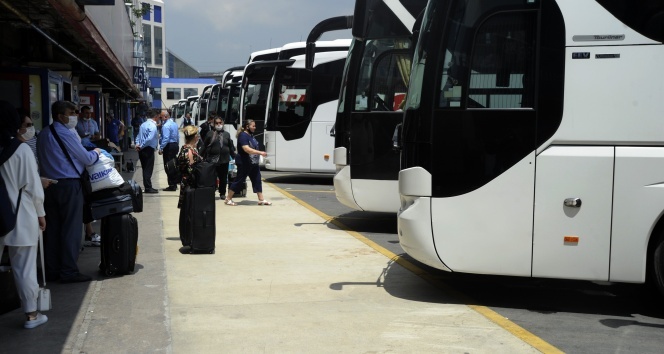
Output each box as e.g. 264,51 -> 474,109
248,48 -> 281,63
279,39 -> 351,51
288,51 -> 349,69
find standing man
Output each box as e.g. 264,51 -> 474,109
37,101 -> 102,283
159,111 -> 179,191
135,109 -> 160,194
105,112 -> 124,146
181,112 -> 193,128
197,114 -> 215,150
75,106 -> 99,147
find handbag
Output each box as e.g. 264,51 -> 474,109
50,125 -> 93,197
37,230 -> 51,311
164,158 -> 182,184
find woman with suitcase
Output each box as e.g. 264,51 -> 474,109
177,126 -> 203,244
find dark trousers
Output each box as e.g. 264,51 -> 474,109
230,163 -> 262,194
139,146 -> 155,190
215,162 -> 229,197
162,142 -> 179,187
44,179 -> 84,279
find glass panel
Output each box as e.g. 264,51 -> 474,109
142,2 -> 150,21
154,5 -> 162,23
437,2 -> 537,109
243,83 -> 270,121
276,83 -> 309,128
153,87 -> 161,100
143,24 -> 152,64
356,39 -> 411,111
167,88 -> 181,100
154,26 -> 163,66
183,88 -> 198,97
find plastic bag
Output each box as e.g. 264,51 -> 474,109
87,151 -> 125,192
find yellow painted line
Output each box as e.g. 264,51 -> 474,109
267,181 -> 564,354
283,189 -> 335,193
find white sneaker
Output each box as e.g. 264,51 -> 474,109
85,233 -> 101,247
24,313 -> 48,329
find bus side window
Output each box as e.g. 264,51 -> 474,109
371,51 -> 410,112
467,12 -> 537,109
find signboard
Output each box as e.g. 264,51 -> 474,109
132,66 -> 145,84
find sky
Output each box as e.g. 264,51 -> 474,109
165,0 -> 356,74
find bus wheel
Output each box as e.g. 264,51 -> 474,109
652,234 -> 664,297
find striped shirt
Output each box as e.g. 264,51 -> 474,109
25,136 -> 39,167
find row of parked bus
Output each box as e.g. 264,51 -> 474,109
183,0 -> 664,297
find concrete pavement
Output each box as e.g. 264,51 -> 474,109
0,146 -> 543,353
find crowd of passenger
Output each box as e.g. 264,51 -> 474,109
1,100 -> 273,330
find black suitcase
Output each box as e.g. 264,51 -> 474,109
90,194 -> 133,220
100,213 -> 138,276
183,186 -> 216,253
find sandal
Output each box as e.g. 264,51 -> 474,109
224,199 -> 237,206
258,200 -> 272,206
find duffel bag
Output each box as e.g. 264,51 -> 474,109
192,161 -> 217,188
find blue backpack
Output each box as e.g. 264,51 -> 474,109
0,138 -> 24,237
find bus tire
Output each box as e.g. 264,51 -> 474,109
651,233 -> 664,297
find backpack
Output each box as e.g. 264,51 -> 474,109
0,138 -> 24,237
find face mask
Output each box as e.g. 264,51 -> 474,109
66,115 -> 78,129
21,126 -> 35,140
215,125 -> 223,131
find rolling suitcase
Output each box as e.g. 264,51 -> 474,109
228,167 -> 247,197
100,213 -> 139,276
184,186 -> 216,253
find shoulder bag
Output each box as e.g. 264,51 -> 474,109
51,125 -> 93,197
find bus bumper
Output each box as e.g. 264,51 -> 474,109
397,167 -> 450,271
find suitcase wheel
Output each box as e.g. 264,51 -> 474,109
104,269 -> 116,276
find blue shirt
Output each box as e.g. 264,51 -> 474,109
106,118 -> 122,144
237,131 -> 259,166
159,119 -> 179,151
75,118 -> 100,146
37,122 -> 100,179
135,119 -> 159,149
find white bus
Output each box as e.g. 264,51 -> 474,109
195,84 -> 214,124
263,48 -> 350,173
240,47 -> 283,152
332,0 -> 427,212
241,40 -> 351,156
184,95 -> 199,123
396,0 -> 664,295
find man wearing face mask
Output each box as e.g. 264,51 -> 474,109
37,101 -> 102,283
75,106 -> 99,147
200,115 -> 236,199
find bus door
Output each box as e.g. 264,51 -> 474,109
421,5 -> 541,276
349,44 -> 410,204
309,57 -> 346,173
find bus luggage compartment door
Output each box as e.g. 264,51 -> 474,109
532,146 -> 614,281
